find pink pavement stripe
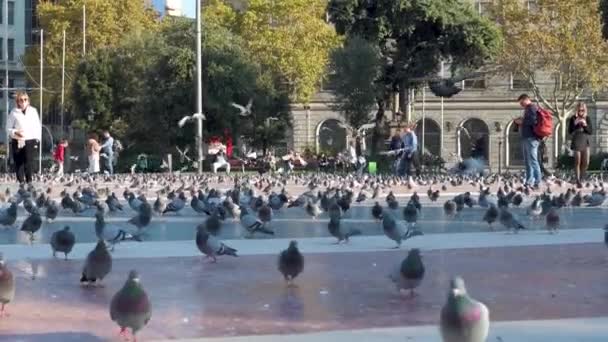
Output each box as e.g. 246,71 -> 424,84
0,243 -> 606,341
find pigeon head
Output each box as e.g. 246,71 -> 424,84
63,226 -> 71,232
288,240 -> 298,249
449,276 -> 467,297
128,270 -> 140,283
407,248 -> 422,259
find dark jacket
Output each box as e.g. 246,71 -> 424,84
520,103 -> 538,139
568,115 -> 592,151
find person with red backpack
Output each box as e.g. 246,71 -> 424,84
515,94 -> 548,188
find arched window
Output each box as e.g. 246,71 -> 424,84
415,118 -> 441,156
458,118 -> 489,161
316,119 -> 347,155
507,121 -> 524,166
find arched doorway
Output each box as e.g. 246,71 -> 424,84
415,118 -> 441,156
458,118 -> 489,161
316,119 -> 347,155
506,121 -> 524,166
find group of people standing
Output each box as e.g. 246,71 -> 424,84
86,130 -> 115,175
390,123 -> 420,177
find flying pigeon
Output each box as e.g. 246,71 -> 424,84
50,226 -> 76,260
440,276 -> 490,342
196,226 -> 237,263
0,254 -> 15,317
110,270 -> 152,342
388,248 -> 425,297
278,240 -> 304,287
81,240 -> 113,286
178,112 -> 205,127
230,98 -> 253,116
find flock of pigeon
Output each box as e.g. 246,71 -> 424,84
0,171 -> 603,341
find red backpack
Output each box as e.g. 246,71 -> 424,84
534,107 -> 553,138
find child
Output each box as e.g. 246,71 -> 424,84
53,139 -> 68,176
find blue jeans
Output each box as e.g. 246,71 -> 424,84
522,137 -> 541,186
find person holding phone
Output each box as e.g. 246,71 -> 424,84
568,102 -> 592,187
6,91 -> 41,184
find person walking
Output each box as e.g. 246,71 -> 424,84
399,123 -> 418,177
53,139 -> 68,177
99,130 -> 114,175
6,91 -> 41,184
87,133 -> 101,174
568,102 -> 592,187
515,94 -> 541,188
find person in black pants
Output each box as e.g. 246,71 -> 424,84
568,102 -> 593,186
6,92 -> 41,184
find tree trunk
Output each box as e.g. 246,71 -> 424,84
371,98 -> 386,156
559,114 -> 568,155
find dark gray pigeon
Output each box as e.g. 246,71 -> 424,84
440,276 -> 489,342
202,212 -> 222,236
545,207 -> 560,234
0,254 -> 15,317
196,225 -> 237,262
499,208 -> 526,233
20,212 -> 42,243
81,240 -> 112,286
388,248 -> 425,297
382,213 -> 421,248
371,201 -> 383,220
482,204 -> 498,230
278,240 -> 304,286
95,210 -> 140,250
44,199 -> 59,222
327,217 -> 361,243
110,270 -> 152,342
50,226 -> 76,260
0,202 -> 17,227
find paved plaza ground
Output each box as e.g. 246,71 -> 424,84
0,180 -> 605,341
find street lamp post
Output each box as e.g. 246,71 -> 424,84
195,0 -> 204,174
39,29 -> 44,175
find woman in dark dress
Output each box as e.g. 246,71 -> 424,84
568,102 -> 592,186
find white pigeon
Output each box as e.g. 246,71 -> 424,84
176,146 -> 192,163
230,99 -> 253,116
178,112 -> 206,127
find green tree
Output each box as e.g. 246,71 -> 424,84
328,0 -> 501,152
24,0 -> 159,118
330,36 -> 383,131
493,0 -> 608,143
204,0 -> 341,104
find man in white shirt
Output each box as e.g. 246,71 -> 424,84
6,91 -> 41,184
212,148 -> 230,174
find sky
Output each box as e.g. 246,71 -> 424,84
152,0 -> 196,18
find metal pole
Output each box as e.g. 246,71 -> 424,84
421,86 -> 425,156
82,3 -> 86,56
3,0 -> 8,172
195,0 -> 203,174
440,61 -> 445,156
39,30 -> 43,174
60,29 -> 65,138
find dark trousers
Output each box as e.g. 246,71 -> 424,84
12,139 -> 36,184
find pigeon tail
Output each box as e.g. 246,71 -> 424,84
254,226 -> 275,235
218,245 -> 238,257
346,229 -> 362,238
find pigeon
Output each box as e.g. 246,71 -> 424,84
239,206 -> 274,236
163,192 -> 186,214
0,202 -> 17,227
196,226 -> 237,263
230,98 -> 253,116
45,200 -> 59,221
440,276 -> 490,342
327,217 -> 361,243
110,270 -> 152,342
50,226 -> 76,260
526,196 -> 542,220
305,199 -> 321,219
202,212 -> 222,236
388,248 -> 425,297
499,208 -> 526,233
545,207 -> 560,234
178,112 -> 205,127
443,200 -> 457,217
95,211 -> 140,250
371,201 -> 383,220
153,196 -> 166,215
127,201 -> 152,230
278,240 -> 304,287
482,204 -> 498,230
20,212 -> 43,243
106,193 -> 123,212
0,254 -> 15,317
81,240 -> 113,286
382,213 -> 421,248
402,201 -> 418,228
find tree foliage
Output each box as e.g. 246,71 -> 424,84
492,0 -> 608,141
71,17 -> 290,155
204,0 -> 341,103
24,0 -> 159,117
330,37 -> 382,130
327,0 -> 501,152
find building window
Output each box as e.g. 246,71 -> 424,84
7,38 -> 13,61
8,1 -> 14,25
464,78 -> 487,89
511,73 -> 532,90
